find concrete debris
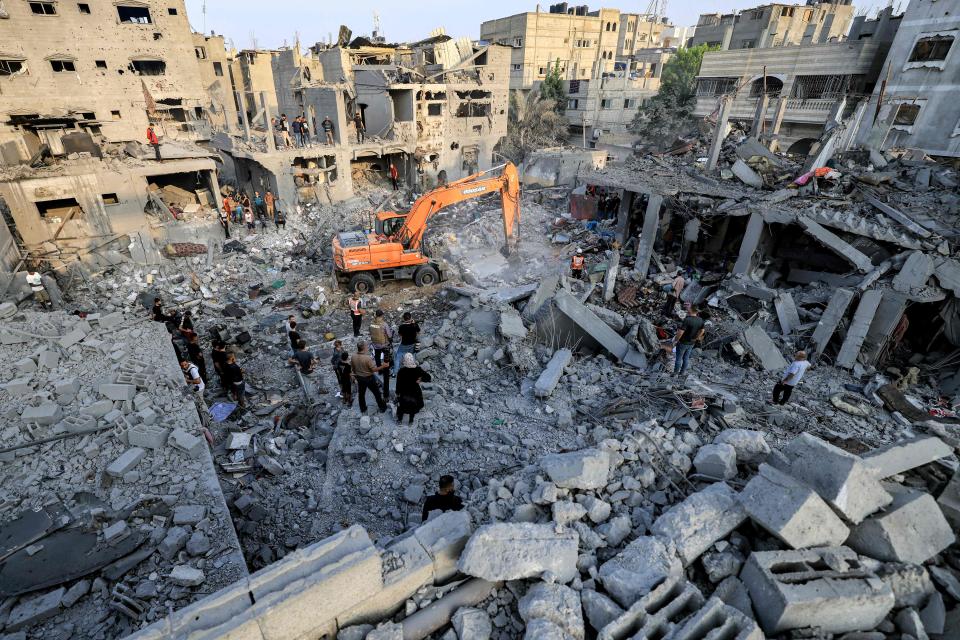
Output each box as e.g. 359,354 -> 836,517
518,583 -> 585,640
861,435 -> 953,478
452,607 -> 492,640
458,523 -> 579,583
740,325 -> 788,371
847,489 -> 955,563
541,449 -> 611,490
534,349 -> 573,398
693,443 -> 737,480
650,483 -> 748,566
712,429 -> 770,463
598,536 -> 682,608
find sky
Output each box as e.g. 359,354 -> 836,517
183,0 -> 892,50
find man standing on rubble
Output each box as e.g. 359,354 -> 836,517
146,124 -> 161,161
369,309 -> 394,366
264,190 -> 275,222
662,271 -> 686,317
26,268 -> 49,307
218,206 -> 230,239
186,334 -> 208,384
350,342 -> 388,414
354,111 -> 365,144
211,341 -> 229,393
322,116 -> 335,145
673,306 -> 705,378
393,312 -> 420,376
291,116 -> 303,148
224,353 -> 245,407
773,351 -> 810,406
279,114 -> 292,148
422,475 -> 463,521
348,293 -> 364,337
389,163 -> 399,190
570,248 -> 585,280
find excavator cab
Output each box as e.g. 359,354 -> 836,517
374,212 -> 407,242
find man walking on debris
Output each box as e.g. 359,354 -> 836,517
289,339 -> 317,374
349,293 -> 364,337
662,271 -> 686,317
350,342 -> 388,414
224,353 -> 245,407
335,352 -> 353,406
287,320 -> 302,356
422,475 -> 463,521
218,206 -> 230,239
211,341 -> 228,392
186,334 -> 208,384
322,115 -> 335,145
396,352 -> 430,424
389,163 -> 399,190
773,350 -> 811,406
570,248 -> 585,280
354,111 -> 365,144
180,359 -> 205,394
369,309 -> 394,366
26,269 -> 49,307
146,124 -> 161,161
393,312 -> 420,376
673,305 -> 705,378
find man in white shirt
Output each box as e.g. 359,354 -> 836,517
180,359 -> 205,394
773,350 -> 810,405
25,269 -> 49,307
661,271 -> 686,317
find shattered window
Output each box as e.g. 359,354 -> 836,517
213,61 -> 223,76
749,76 -> 783,97
117,5 -> 151,24
50,59 -> 75,72
130,59 -> 166,75
908,35 -> 954,63
893,103 -> 921,126
0,59 -> 24,75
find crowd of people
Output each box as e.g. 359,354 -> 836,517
266,112 -> 367,149
219,189 -> 286,239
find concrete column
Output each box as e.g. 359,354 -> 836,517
733,212 -> 764,275
767,97 -> 788,151
206,171 -> 223,213
615,190 -> 633,243
236,91 -> 251,142
752,94 -> 770,136
706,96 -> 733,171
635,194 -> 662,279
260,92 -> 276,152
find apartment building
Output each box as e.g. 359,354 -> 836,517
690,1 -> 854,51
855,0 -> 960,157
480,5 -> 672,90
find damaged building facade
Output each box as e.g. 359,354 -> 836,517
690,0 -> 856,50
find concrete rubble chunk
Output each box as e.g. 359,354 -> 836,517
499,309 -> 527,340
547,289 -> 629,360
523,273 -> 560,322
836,290 -> 884,369
367,622 -> 403,640
552,500 -> 587,526
21,402 -> 62,426
524,619 -> 576,640
541,448 -> 610,490
102,520 -> 130,545
713,429 -> 770,463
738,463 -> 850,549
99,383 -> 136,401
6,587 -> 66,631
693,443 -> 737,480
877,563 -> 935,608
740,546 -> 894,634
798,217 -> 874,272
106,447 -> 146,478
892,250 -> 935,294
770,433 -> 892,524
61,579 -> 91,608
458,523 -> 579,583
168,565 -> 205,587
172,504 -> 207,525
597,575 -> 703,640
598,536 -> 682,608
580,590 -> 624,632
518,583 -> 585,640
895,607 -> 929,640
774,292 -> 801,336
920,590 -> 946,635
650,483 -> 747,566
169,427 -> 205,458
937,466 -> 960,530
534,348 -> 573,398
809,287 -> 855,361
671,596 -> 763,640
731,159 -> 763,188
452,607 -> 492,640
740,325 -> 788,371
846,489 -> 955,564
862,435 -> 954,479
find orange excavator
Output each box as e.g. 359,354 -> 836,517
332,162 -> 521,292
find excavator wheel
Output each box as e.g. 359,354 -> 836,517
348,273 -> 376,293
414,265 -> 439,287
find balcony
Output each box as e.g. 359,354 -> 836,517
693,95 -> 849,126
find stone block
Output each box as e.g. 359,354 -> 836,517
169,428 -> 205,458
138,407 -> 159,425
3,376 -> 33,395
59,327 -> 88,348
14,357 -> 37,373
169,565 -> 205,587
581,590 -> 623,632
413,509 -> 473,582
103,520 -> 130,545
458,523 -> 579,583
598,536 -> 682,608
650,483 -> 747,566
534,349 -> 572,398
452,607 -> 492,640
862,436 -> 953,479
58,414 -> 96,434
100,383 -> 136,401
770,433 -> 892,524
740,546 -> 894,634
61,579 -> 91,608
937,467 -> 960,530
160,526 -> 190,560
81,398 -> 113,417
541,449 -> 610,490
552,500 -> 587,526
670,596 -> 763,640
713,429 -> 770,463
693,443 -> 737,480
597,575 -> 703,640
738,463 -> 849,549
98,311 -> 124,329
6,587 -> 65,631
519,583 -> 584,640
499,309 -> 527,340
38,350 -> 59,369
106,447 -> 145,478
128,423 -> 170,450
172,505 -> 207,525
524,619 -> 574,639
847,489 -> 955,564
21,402 -> 63,426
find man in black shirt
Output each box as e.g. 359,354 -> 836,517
288,320 -> 302,356
393,312 -> 420,376
224,353 -> 245,407
211,341 -> 228,392
186,334 -> 208,383
289,340 -> 316,374
673,306 -> 706,377
422,475 -> 464,522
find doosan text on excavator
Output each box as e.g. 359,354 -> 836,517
332,162 -> 521,292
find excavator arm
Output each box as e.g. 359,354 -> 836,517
397,162 -> 521,255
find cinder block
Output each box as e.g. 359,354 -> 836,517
534,349 -> 573,398
21,403 -> 63,426
128,423 -> 170,450
862,436 -> 954,479
738,463 -> 849,549
846,489 -> 955,564
3,376 -> 33,395
769,433 -> 892,524
169,428 -> 205,458
693,443 -> 737,480
597,575 -> 703,640
937,467 -> 960,530
670,596 -> 763,640
138,407 -> 159,425
59,327 -> 88,348
740,546 -> 894,634
103,520 -> 130,545
106,447 -> 146,478
650,483 -> 747,566
58,415 -> 97,434
99,383 -> 136,401
98,311 -> 124,329
172,505 -> 207,525
81,398 -> 113,417
37,351 -> 59,369
6,587 -> 66,631
54,377 -> 80,402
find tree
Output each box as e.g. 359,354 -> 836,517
630,44 -> 717,139
539,59 -> 567,113
499,90 -> 569,164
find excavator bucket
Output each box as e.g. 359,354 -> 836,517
500,162 -> 521,256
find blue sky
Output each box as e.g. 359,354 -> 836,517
184,0 -> 889,50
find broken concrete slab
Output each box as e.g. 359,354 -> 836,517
774,292 -> 800,336
458,523 -> 579,583
545,289 -> 629,361
731,159 -> 763,189
534,349 -> 572,398
693,443 -> 737,480
738,464 -> 849,549
541,449 -> 610,490
597,575 -> 703,640
106,447 -> 146,478
863,191 -> 932,239
598,536 -> 682,608
798,218 -> 874,272
602,250 -> 620,303
713,429 -> 770,463
937,467 -> 960,530
580,590 -> 624,632
671,596 -> 763,640
809,287 -> 855,361
518,583 -> 584,640
847,489 -> 955,564
892,251 -> 935,294
835,290 -> 884,369
522,274 -> 560,322
99,383 -> 137,402
635,194 -> 662,279
740,325 -> 788,371
650,483 -> 748,566
498,309 -> 527,340
6,587 -> 66,631
770,433 -> 892,524
862,435 -> 953,479
21,403 -> 62,426
741,546 -> 894,634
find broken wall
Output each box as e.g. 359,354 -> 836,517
194,33 -> 239,134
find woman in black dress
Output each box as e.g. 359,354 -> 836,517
395,353 -> 431,424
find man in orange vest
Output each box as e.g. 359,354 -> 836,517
570,248 -> 585,280
348,293 -> 364,337
147,124 -> 161,161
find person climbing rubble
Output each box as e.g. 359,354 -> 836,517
348,293 -> 364,337
421,475 -> 463,522
773,350 -> 811,406
570,248 -> 585,280
393,312 -> 420,376
180,358 -> 205,394
146,124 -> 161,160
662,270 -> 686,317
673,305 -> 705,378
335,351 -> 353,406
395,352 -> 431,424
25,268 -> 49,307
224,352 -> 245,408
350,341 -> 388,414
